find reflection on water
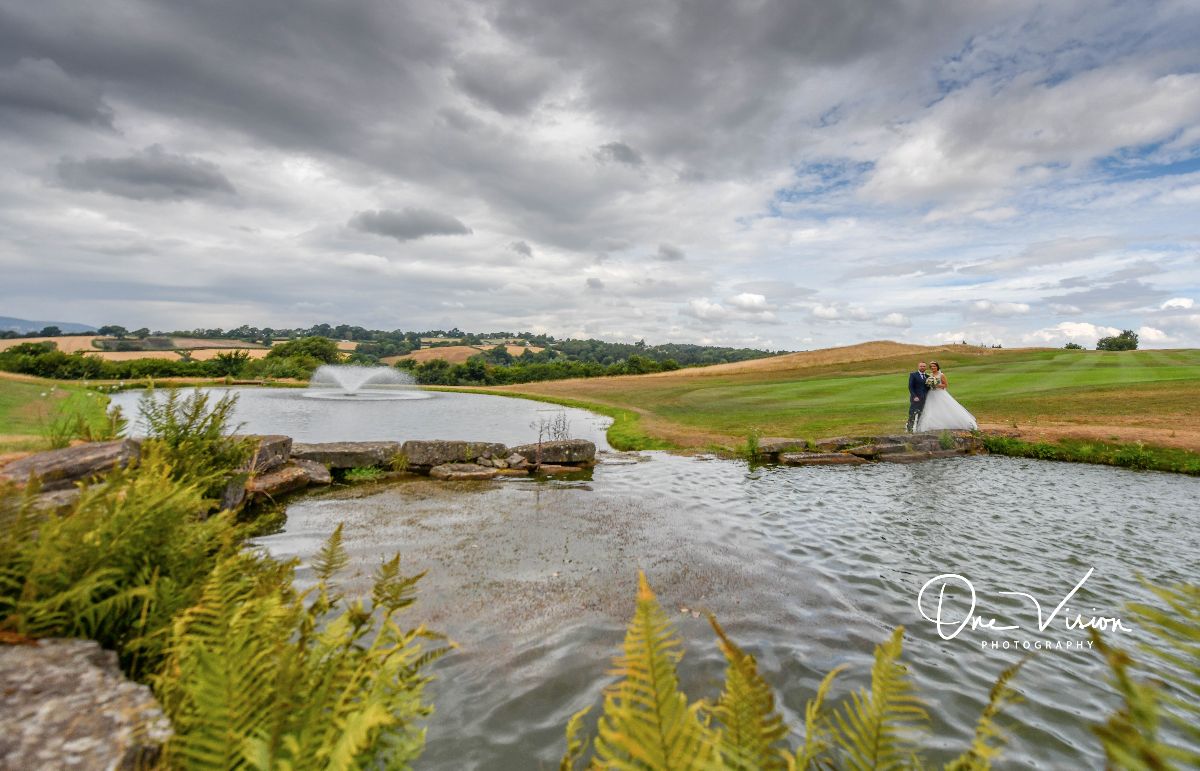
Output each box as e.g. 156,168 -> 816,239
259,453 -> 1200,769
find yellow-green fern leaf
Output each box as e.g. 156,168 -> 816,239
708,615 -> 789,770
561,706 -> 592,770
794,664 -> 846,770
829,627 -> 928,771
944,659 -> 1025,770
594,571 -> 717,770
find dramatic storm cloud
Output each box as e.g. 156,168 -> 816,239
56,145 -> 235,200
1,0 -> 1198,348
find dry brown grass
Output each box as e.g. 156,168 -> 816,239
383,344 -> 543,365
184,347 -> 271,361
335,340 -> 358,351
0,335 -> 102,353
636,340 -> 994,378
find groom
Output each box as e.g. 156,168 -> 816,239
906,361 -> 929,433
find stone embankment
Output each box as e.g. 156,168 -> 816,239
0,436 -> 598,507
755,431 -> 985,466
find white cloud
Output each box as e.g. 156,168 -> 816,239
1022,321 -> 1121,345
1137,325 -> 1169,343
880,312 -> 911,328
971,300 -> 1031,316
728,292 -> 774,311
1161,297 -> 1194,309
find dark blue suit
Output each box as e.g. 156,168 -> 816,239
907,370 -> 929,432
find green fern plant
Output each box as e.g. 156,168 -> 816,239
564,573 -> 1027,771
591,572 -> 716,769
1091,580 -> 1200,769
0,447 -> 237,678
157,528 -> 448,770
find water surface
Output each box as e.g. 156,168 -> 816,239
260,454 -> 1199,769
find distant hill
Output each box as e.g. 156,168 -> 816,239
0,316 -> 96,334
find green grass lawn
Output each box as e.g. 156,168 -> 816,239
496,347 -> 1200,451
0,377 -> 111,452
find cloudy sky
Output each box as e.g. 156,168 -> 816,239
2,0 -> 1199,349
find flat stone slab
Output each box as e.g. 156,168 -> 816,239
756,437 -> 813,455
291,441 -> 402,469
246,463 -> 311,499
534,463 -> 587,475
779,452 -> 867,466
402,440 -> 508,468
29,488 -> 82,513
0,439 -> 140,491
0,638 -> 171,770
509,439 -> 597,465
810,436 -> 870,453
495,468 -> 529,477
878,451 -> 934,464
429,463 -> 498,481
845,442 -> 909,458
290,458 -> 332,485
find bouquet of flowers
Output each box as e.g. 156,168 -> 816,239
925,373 -> 939,389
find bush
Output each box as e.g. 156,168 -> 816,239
1097,330 -> 1138,351
266,336 -> 343,364
1064,342 -> 1084,350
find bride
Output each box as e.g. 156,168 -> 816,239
916,361 -> 978,431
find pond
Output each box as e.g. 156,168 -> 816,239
110,387 -> 612,447
116,387 -> 1200,768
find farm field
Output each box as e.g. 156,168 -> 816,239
383,344 -> 543,365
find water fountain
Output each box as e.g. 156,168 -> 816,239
304,365 -> 430,400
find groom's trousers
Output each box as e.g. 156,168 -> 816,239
906,398 -> 923,432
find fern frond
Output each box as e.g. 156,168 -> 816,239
829,627 -> 928,771
313,523 -> 349,583
708,615 -> 789,770
944,659 -> 1025,770
372,554 -> 424,613
794,664 -> 846,770
561,706 -> 592,771
594,571 -> 716,769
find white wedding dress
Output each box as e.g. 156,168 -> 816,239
916,374 -> 977,431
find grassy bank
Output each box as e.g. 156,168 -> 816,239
982,435 -> 1200,475
0,375 -> 111,453
481,343 -> 1200,455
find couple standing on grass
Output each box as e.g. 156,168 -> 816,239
906,360 -> 978,433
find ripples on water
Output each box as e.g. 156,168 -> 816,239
260,453 -> 1200,770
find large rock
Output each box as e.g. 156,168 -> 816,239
291,458 -> 332,485
401,440 -> 508,468
0,638 -> 171,769
0,439 -> 140,491
508,439 -> 597,465
246,463 -> 312,500
429,463 -> 498,481
240,434 -> 292,473
290,441 -> 402,470
779,452 -> 867,466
